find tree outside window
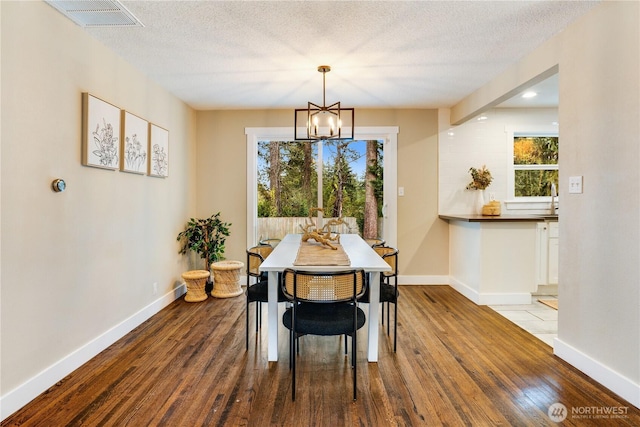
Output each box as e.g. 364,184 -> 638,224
257,139 -> 383,238
514,136 -> 559,197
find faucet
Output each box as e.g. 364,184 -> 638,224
550,183 -> 557,214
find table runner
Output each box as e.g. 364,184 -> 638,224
293,240 -> 351,266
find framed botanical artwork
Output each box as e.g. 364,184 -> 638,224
149,123 -> 169,178
82,93 -> 121,169
121,111 -> 149,174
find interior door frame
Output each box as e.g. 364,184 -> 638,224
245,126 -> 398,249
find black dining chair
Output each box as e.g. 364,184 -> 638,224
364,237 -> 385,248
281,268 -> 367,401
359,246 -> 399,352
245,244 -> 286,350
258,237 -> 281,247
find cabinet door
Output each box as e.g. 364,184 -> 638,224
547,222 -> 559,284
536,222 -> 549,285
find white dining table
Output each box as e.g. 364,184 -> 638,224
259,233 -> 391,362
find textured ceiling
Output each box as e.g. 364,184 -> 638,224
78,1 -> 598,110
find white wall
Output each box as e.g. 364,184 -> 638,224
448,1 -> 639,407
439,107 -> 558,215
554,1 -> 639,407
195,109 -> 449,280
0,2 -> 196,418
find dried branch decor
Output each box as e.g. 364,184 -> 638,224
466,165 -> 493,190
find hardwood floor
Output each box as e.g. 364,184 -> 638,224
3,286 -> 638,426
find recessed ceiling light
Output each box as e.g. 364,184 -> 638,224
522,91 -> 537,99
477,116 -> 488,121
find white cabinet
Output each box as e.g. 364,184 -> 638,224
547,222 -> 559,284
448,220 -> 538,305
536,221 -> 559,285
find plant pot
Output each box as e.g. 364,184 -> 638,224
181,270 -> 210,302
211,260 -> 244,298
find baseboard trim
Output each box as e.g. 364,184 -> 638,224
0,284 -> 186,422
554,338 -> 640,409
449,277 -> 480,304
478,292 -> 532,305
448,277 -> 531,305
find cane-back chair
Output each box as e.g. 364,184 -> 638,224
281,268 -> 367,401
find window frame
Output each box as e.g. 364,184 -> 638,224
505,127 -> 559,211
245,127 -> 398,248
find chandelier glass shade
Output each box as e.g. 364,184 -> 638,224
294,66 -> 354,141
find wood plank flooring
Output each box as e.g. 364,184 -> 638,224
3,286 -> 638,426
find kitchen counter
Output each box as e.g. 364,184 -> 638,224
440,214 -> 558,222
442,215 -> 553,305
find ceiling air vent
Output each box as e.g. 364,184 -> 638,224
44,0 -> 144,27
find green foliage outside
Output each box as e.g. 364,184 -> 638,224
323,142 -> 360,216
257,141 -> 318,217
514,136 -> 559,197
257,140 -> 383,235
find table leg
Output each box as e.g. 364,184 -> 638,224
367,271 -> 380,362
267,270 -> 279,361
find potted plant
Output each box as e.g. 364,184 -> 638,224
177,212 -> 231,299
466,165 -> 493,214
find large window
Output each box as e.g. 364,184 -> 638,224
245,127 -> 398,248
256,139 -> 383,239
513,135 -> 559,197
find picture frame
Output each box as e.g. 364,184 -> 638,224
121,111 -> 149,174
82,93 -> 121,170
149,123 -> 169,178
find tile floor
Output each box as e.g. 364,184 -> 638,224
489,296 -> 558,347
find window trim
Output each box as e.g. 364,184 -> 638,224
505,127 -> 559,211
245,126 -> 398,249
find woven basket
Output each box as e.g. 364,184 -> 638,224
211,260 -> 244,298
481,200 -> 501,216
181,270 -> 210,302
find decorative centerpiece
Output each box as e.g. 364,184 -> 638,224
299,207 -> 343,250
466,165 -> 493,215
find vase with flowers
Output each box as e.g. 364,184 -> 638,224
466,165 -> 493,214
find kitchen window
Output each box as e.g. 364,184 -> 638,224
513,135 -> 559,197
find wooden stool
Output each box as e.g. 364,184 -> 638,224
181,270 -> 210,302
211,260 -> 244,298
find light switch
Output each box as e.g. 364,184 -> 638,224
398,186 -> 405,196
569,176 -> 583,194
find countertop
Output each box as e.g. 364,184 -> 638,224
439,214 -> 558,222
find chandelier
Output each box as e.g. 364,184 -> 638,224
294,65 -> 354,141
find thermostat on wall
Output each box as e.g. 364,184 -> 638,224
52,179 -> 66,192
